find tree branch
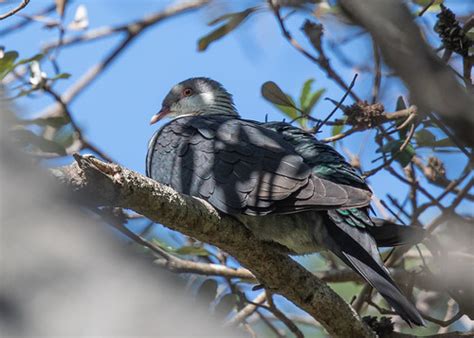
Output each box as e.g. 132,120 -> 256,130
51,154 -> 376,338
0,0 -> 30,21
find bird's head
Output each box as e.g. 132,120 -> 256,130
150,77 -> 238,124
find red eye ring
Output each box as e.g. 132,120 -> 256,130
182,88 -> 193,97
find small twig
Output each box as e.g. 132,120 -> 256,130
0,3 -> 55,37
0,0 -> 30,21
268,1 -> 360,101
225,292 -> 267,327
311,73 -> 358,134
371,42 -> 382,103
266,291 -> 304,338
418,0 -> 436,17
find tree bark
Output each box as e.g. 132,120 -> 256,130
51,154 -> 375,338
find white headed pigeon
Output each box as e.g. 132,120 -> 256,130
146,77 -> 425,326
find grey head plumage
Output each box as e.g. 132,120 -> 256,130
150,77 -> 238,124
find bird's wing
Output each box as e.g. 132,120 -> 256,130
147,115 -> 371,216
262,122 -> 369,190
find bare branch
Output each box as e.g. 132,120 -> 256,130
0,0 -> 30,21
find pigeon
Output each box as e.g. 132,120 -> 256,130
146,77 -> 425,326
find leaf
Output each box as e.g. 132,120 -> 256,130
299,78 -> 314,109
0,50 -> 19,80
10,129 -> 67,155
196,279 -> 218,304
22,116 -> 70,128
215,293 -> 237,317
415,129 -> 436,146
331,119 -> 346,138
16,53 -> 44,66
275,97 -> 298,121
303,88 -> 325,115
395,96 -> 407,111
198,8 -> 255,51
431,137 -> 455,147
261,81 -> 296,108
207,7 -> 257,26
377,140 -> 415,167
50,72 -> 71,81
174,246 -> 210,257
394,144 -> 416,167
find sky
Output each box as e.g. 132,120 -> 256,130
2,0 -> 473,335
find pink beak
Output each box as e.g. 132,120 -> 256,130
149,106 -> 171,125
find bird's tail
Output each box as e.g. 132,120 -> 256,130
322,214 -> 425,326
368,218 -> 426,247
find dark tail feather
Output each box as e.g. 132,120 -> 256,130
323,215 -> 425,326
368,218 -> 426,247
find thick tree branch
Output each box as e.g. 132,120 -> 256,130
51,154 -> 375,338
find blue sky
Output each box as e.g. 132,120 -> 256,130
3,0 -> 472,224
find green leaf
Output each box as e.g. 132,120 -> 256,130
395,96 -> 407,111
415,129 -> 436,146
431,137 -> 455,147
303,88 -> 325,115
299,78 -> 314,109
21,116 -> 70,128
0,50 -> 19,80
394,143 -> 416,167
16,53 -> 44,66
174,246 -> 210,256
198,8 -> 255,51
261,81 -> 297,108
50,72 -> 71,81
331,118 -> 346,137
377,140 -> 415,167
10,129 -> 67,155
274,103 -> 298,120
197,279 -> 218,304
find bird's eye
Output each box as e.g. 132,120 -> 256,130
182,88 -> 193,97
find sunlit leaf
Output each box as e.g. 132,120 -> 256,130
299,78 -> 314,108
274,103 -> 298,121
0,50 -> 19,80
304,88 -> 325,115
198,8 -> 255,51
50,72 -> 71,81
331,117 -> 346,138
261,81 -> 296,108
16,53 -> 44,66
